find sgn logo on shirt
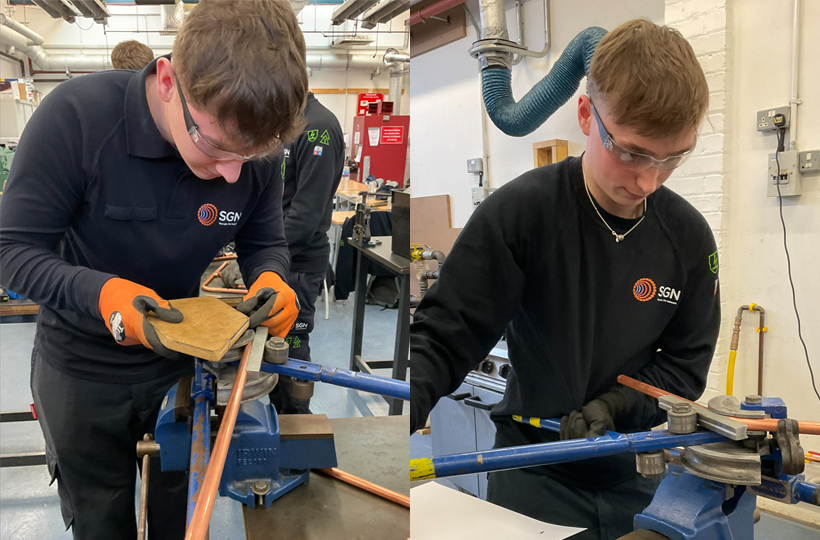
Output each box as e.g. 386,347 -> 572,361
633,278 -> 681,305
198,203 -> 241,227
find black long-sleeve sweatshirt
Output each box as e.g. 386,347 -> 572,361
281,93 -> 344,273
411,156 -> 720,486
0,57 -> 289,384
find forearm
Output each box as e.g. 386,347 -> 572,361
0,241 -> 113,317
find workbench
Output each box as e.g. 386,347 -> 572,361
348,236 -> 410,415
243,415 -> 409,539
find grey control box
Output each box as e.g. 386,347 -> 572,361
799,150 -> 819,174
767,150 -> 802,197
467,157 -> 484,173
756,106 -> 790,132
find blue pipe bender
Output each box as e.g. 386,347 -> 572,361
412,397 -> 819,540
154,356 -> 409,515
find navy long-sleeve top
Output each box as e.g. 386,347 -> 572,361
0,58 -> 289,383
411,156 -> 721,486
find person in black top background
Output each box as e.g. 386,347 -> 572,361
0,1 -> 306,538
269,92 -> 345,413
410,19 -> 720,540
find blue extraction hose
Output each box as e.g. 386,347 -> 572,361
481,26 -> 608,137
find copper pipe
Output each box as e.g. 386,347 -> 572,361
409,0 -> 468,25
617,375 -> 820,436
201,261 -> 247,294
185,343 -> 251,540
137,434 -> 152,540
213,254 -> 238,262
317,467 -> 410,508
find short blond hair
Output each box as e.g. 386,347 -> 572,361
587,19 -> 708,138
111,40 -> 154,70
173,0 -> 308,150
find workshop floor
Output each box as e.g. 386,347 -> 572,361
0,295 -> 405,540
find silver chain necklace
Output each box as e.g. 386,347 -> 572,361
583,176 -> 647,243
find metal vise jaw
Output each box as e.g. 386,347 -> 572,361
218,400 -> 337,508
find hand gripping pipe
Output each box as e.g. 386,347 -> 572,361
481,26 -> 607,137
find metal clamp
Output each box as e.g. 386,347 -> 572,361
659,395 -> 748,441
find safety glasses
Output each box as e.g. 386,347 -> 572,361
174,72 -> 273,162
588,96 -> 695,172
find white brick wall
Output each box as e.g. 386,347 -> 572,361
665,0 -> 729,401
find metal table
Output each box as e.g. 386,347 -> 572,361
348,236 -> 410,415
243,415 -> 409,539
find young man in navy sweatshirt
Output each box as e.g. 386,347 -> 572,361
411,19 -> 720,540
0,1 -> 306,537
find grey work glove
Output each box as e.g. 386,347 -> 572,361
220,260 -> 244,289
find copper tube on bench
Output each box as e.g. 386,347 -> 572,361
616,375 -> 820,436
317,467 -> 410,508
185,343 -> 251,540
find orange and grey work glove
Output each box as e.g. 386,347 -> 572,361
98,277 -> 184,360
236,271 -> 300,338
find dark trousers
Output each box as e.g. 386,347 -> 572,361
486,467 -> 661,540
31,347 -> 189,540
269,269 -> 325,414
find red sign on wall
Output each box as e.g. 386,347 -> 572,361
380,126 -> 405,144
357,92 -> 383,116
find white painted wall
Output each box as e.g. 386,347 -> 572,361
719,0 -> 820,457
410,0 -> 664,227
0,0 -> 409,152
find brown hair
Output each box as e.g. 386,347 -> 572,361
172,0 -> 308,150
587,19 -> 708,138
111,40 -> 154,70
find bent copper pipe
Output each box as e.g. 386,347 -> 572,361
213,253 -> 238,262
201,261 -> 248,294
185,343 -> 251,540
617,375 -> 820,436
318,467 -> 410,508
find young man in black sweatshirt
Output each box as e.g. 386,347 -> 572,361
0,1 -> 306,537
411,19 -> 720,540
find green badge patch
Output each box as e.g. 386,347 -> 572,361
320,130 -> 331,146
307,129 -> 319,142
709,251 -> 719,274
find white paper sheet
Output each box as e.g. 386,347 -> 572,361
410,481 -> 585,540
368,127 -> 380,146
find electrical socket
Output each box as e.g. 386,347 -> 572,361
756,106 -> 790,132
767,150 -> 802,197
798,150 -> 819,174
467,158 -> 484,173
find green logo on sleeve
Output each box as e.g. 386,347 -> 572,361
307,129 -> 319,142
281,159 -> 286,179
709,251 -> 719,274
320,130 -> 331,146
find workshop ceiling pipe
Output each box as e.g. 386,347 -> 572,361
0,14 -> 45,46
409,0 -> 468,26
480,25 -> 606,136
0,26 -> 112,71
478,0 -> 508,40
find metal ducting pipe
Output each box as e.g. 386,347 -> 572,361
388,66 -> 406,113
1,24 -> 382,73
0,27 -> 112,71
478,0 -> 508,40
0,14 -> 45,46
384,51 -> 410,64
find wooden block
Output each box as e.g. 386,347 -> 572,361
279,414 -> 334,440
149,297 -> 249,361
